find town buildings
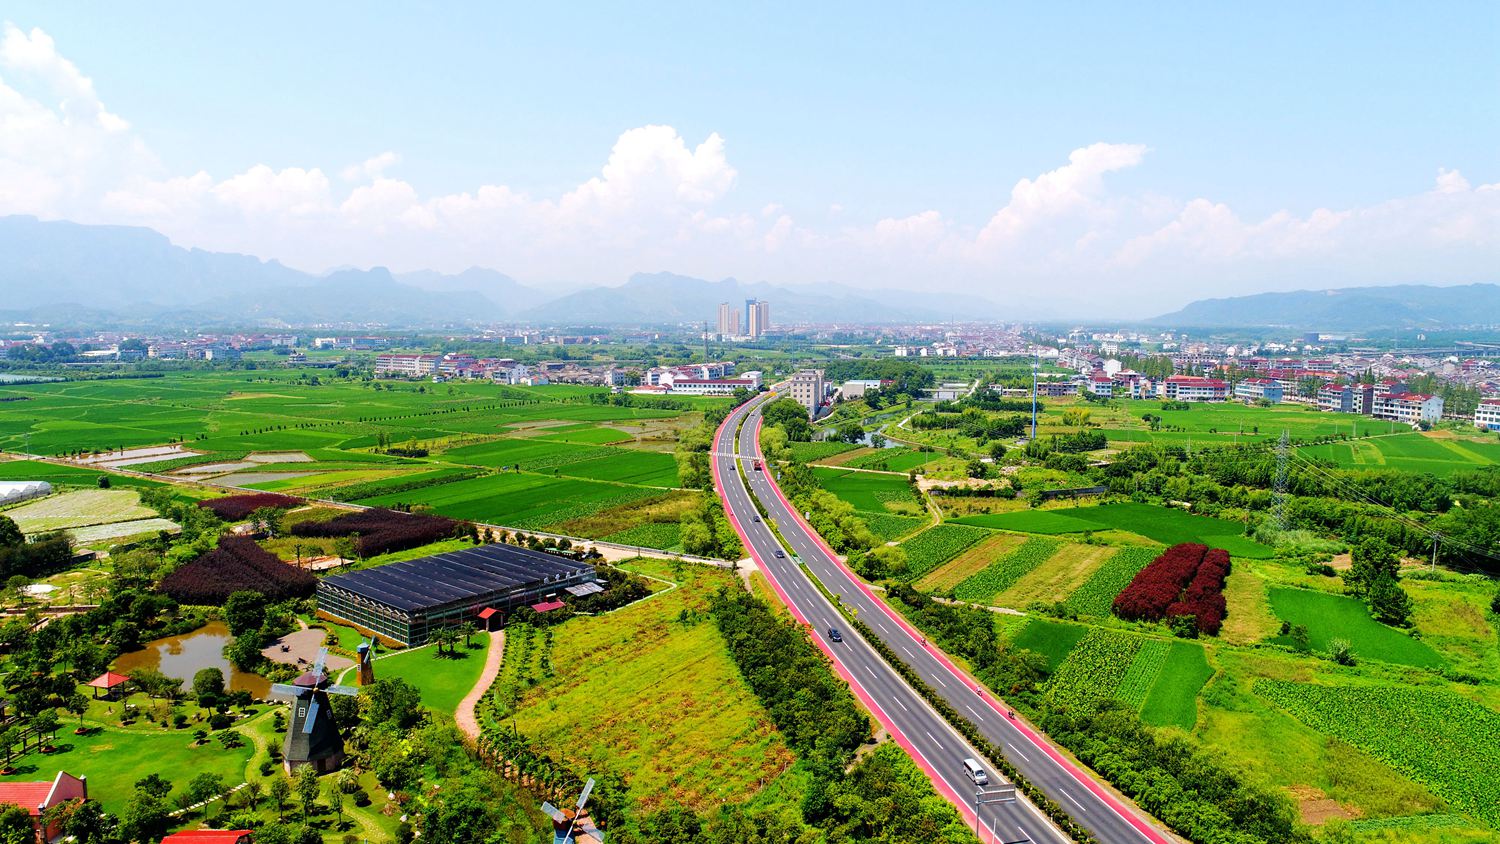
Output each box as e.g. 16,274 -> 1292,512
717,302 -> 740,337
1163,375 -> 1229,402
1233,378 -> 1284,403
1475,399 -> 1500,431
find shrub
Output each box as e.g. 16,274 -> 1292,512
1113,543 -> 1231,635
290,508 -> 458,557
158,536 -> 317,604
198,493 -> 302,521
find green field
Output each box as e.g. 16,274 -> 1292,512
811,466 -> 920,513
0,458 -> 168,491
1257,680 -> 1500,827
953,502 -> 1272,558
1267,587 -> 1444,668
897,523 -> 994,579
503,558 -> 797,812
356,472 -> 662,530
1139,641 -> 1214,729
1297,432 -> 1500,477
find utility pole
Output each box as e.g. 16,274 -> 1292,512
1030,350 -> 1038,440
1274,429 -> 1289,531
1431,536 -> 1439,572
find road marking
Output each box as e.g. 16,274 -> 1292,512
901,645 -> 914,658
924,730 -> 944,752
965,704 -> 980,719
865,664 -> 878,679
1062,790 -> 1089,812
894,698 -> 908,712
1008,744 -> 1031,762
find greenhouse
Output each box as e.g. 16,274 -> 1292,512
0,481 -> 51,506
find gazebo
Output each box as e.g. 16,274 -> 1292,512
85,671 -> 131,700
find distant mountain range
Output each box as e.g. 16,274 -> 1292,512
0,216 -> 1008,327
1149,284 -> 1500,330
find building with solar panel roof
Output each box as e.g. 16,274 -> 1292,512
316,543 -> 598,645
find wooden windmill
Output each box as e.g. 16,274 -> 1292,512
269,648 -> 358,774
542,778 -> 603,843
356,638 -> 376,686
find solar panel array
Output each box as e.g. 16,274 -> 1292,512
321,543 -> 593,613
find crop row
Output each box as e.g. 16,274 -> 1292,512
897,523 -> 993,579
1045,629 -> 1143,712
1114,639 -> 1169,707
953,538 -> 1061,603
1062,546 -> 1159,616
1257,680 -> 1500,826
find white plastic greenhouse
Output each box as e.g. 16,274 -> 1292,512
0,481 -> 51,506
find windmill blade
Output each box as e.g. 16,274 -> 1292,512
579,820 -> 603,841
268,683 -> 304,699
311,648 -> 329,678
324,684 -> 359,697
576,777 -> 595,810
540,801 -> 566,823
302,698 -> 320,734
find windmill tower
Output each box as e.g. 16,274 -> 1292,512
269,649 -> 358,774
541,778 -> 604,843
356,639 -> 376,686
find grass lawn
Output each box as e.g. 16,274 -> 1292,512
954,502 -> 1273,559
995,542 -> 1115,608
344,636 -> 491,716
811,466 -> 921,513
1220,566 -> 1279,645
0,716 -> 256,813
914,532 -> 1026,592
508,558 -> 796,813
1266,587 -> 1444,668
1139,641 -> 1214,729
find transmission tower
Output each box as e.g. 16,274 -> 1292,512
1273,429 -> 1289,530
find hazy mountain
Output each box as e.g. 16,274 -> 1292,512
396,267 -> 554,315
1150,283 -> 1500,330
0,216 -> 502,326
519,272 -> 1007,325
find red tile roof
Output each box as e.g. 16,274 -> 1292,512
86,671 -> 131,689
477,607 -> 498,620
161,832 -> 253,844
531,600 -> 566,613
0,782 -> 51,814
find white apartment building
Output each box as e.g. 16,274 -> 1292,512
375,353 -> 441,377
1475,399 -> 1500,432
785,370 -> 826,417
1371,393 -> 1444,425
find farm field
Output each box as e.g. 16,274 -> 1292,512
1297,432 -> 1500,477
1048,397 -> 1391,445
355,472 -> 662,531
2,488 -> 157,534
0,458 -> 168,491
953,538 -> 1061,604
897,523 -> 994,580
1257,680 -> 1500,828
0,371 -> 727,543
993,542 -> 1116,608
1062,546 -> 1162,616
953,502 -> 1273,558
914,532 -> 1026,592
504,558 -> 798,812
1266,587 -> 1444,668
811,466 -> 921,513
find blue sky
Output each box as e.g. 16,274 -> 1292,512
1,2 -> 1495,313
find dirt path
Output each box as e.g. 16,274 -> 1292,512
455,629 -> 504,741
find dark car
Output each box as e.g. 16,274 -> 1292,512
753,514 -> 761,522
774,550 -> 786,558
827,628 -> 843,642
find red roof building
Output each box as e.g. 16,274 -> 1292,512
530,600 -> 566,613
160,832 -> 252,844
0,771 -> 87,841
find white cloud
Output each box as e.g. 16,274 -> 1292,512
0,25 -> 1496,313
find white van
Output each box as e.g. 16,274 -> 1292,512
962,758 -> 989,786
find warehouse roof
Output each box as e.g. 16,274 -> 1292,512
320,543 -> 593,613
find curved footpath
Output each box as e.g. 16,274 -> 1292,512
456,629 -> 505,740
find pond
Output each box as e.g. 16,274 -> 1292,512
112,621 -> 270,698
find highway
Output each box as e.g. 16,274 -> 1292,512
712,392 -> 1172,844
